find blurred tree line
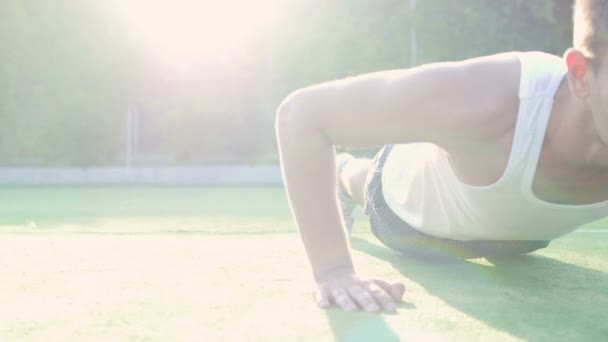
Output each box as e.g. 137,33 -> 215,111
0,0 -> 573,166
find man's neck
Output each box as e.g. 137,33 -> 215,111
551,80 -> 608,170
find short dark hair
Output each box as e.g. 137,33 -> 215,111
574,0 -> 608,71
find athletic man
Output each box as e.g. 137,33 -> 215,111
275,0 -> 608,313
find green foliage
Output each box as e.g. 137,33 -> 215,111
0,0 -> 573,165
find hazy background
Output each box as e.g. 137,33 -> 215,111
0,0 -> 573,167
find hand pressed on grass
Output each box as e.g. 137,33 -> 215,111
315,274 -> 405,313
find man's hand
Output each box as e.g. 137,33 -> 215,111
314,272 -> 405,313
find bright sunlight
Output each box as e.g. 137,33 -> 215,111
112,0 -> 286,69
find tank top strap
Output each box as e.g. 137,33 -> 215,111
510,52 -> 567,186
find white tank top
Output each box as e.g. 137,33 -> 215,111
381,51 -> 608,241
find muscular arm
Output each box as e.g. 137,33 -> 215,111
276,53 -> 520,309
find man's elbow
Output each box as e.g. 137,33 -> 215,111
275,90 -> 315,141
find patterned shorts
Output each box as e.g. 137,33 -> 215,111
362,145 -> 550,259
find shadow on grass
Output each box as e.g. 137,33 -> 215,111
323,298 -> 417,341
351,237 -> 608,341
324,310 -> 401,342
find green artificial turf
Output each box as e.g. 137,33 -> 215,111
0,186 -> 294,233
0,186 -> 606,341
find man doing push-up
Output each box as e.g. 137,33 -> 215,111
276,0 -> 608,313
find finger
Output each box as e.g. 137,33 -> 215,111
346,285 -> 380,312
372,279 -> 406,302
315,285 -> 331,309
330,288 -> 358,311
368,284 -> 397,312
391,283 -> 406,300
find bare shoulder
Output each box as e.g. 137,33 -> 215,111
389,52 -> 522,144
281,52 -> 522,148
446,52 -> 522,138
405,52 -> 521,119
298,51 -> 521,108
454,52 -> 521,103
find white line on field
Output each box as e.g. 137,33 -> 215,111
576,229 -> 608,233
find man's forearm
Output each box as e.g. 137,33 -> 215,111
276,99 -> 354,282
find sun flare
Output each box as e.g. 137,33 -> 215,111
112,0 -> 285,68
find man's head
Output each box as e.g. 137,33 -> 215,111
566,0 -> 608,143
572,0 -> 608,73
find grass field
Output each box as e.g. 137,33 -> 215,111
0,186 -> 607,341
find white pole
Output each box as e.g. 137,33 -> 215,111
410,0 -> 417,67
126,107 -> 133,168
133,107 -> 139,165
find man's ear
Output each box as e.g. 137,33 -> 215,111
564,48 -> 591,99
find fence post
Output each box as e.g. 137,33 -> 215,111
410,0 -> 417,67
